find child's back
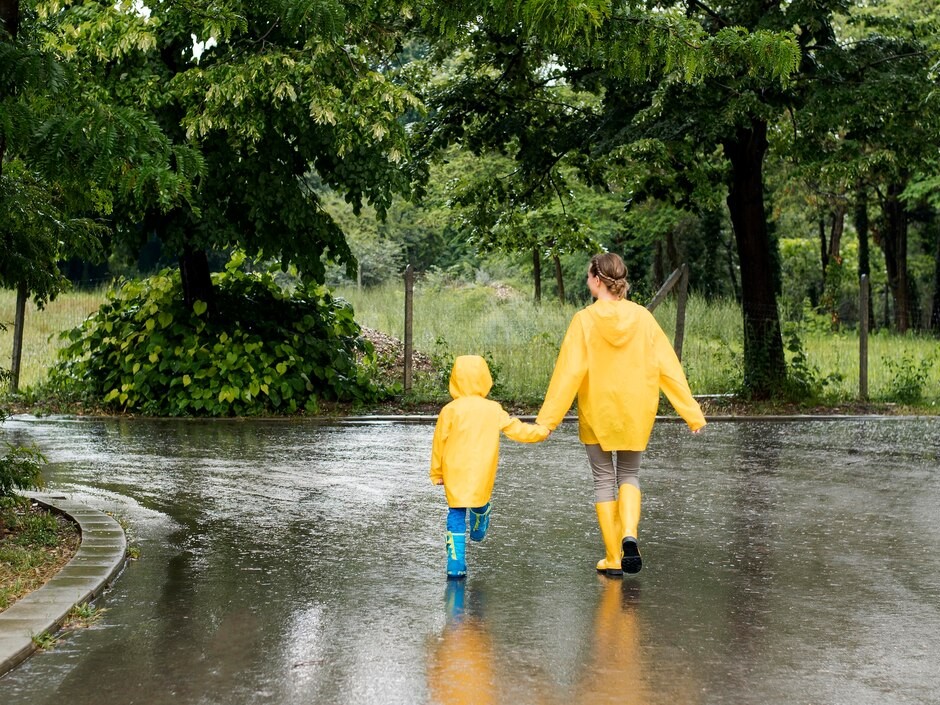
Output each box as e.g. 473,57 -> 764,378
431,355 -> 547,579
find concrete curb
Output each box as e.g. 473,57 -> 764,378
0,494 -> 128,677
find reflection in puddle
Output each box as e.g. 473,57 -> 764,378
1,417 -> 939,705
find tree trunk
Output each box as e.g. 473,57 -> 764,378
179,246 -> 214,313
930,215 -> 940,334
553,254 -> 565,304
725,230 -> 740,302
722,120 -> 786,399
653,240 -> 665,286
818,217 -> 828,274
9,282 -> 26,393
665,228 -> 680,272
881,182 -> 911,332
821,204 -> 846,327
532,247 -> 541,304
0,0 -> 19,40
854,187 -> 874,330
828,204 -> 845,264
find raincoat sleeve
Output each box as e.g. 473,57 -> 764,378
430,406 -> 452,484
499,411 -> 550,443
653,325 -> 706,431
536,316 -> 588,431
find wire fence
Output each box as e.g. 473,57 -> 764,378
3,273 -> 939,405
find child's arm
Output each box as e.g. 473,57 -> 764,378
499,413 -> 550,443
430,409 -> 450,484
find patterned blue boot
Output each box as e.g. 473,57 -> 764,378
446,531 -> 467,580
468,503 -> 491,542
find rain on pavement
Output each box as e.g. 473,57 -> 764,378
1,416 -> 938,705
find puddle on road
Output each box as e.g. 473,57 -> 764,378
1,417 -> 938,704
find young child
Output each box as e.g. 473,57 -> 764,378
431,355 -> 549,579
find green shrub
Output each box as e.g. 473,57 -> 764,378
47,256 -> 388,416
0,444 -> 45,500
781,327 -> 843,403
885,354 -> 934,405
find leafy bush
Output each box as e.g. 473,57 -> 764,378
47,256 -> 387,416
0,444 -> 45,500
885,354 -> 934,405
781,327 -> 843,403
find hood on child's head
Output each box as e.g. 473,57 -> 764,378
449,355 -> 493,399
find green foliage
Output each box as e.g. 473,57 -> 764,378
2,1 -> 202,310
0,444 -> 46,500
48,257 -> 387,416
32,0 -> 422,296
426,336 -> 507,401
885,353 -> 935,405
0,160 -> 105,306
781,327 -> 843,403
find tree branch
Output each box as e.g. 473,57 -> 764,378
685,0 -> 729,28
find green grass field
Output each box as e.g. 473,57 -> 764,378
0,289 -> 107,391
2,283 -> 938,407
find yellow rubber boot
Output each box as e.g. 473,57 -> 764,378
594,501 -> 623,576
618,484 -> 642,574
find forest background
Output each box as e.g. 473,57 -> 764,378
2,0 -> 940,426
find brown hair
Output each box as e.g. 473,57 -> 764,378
589,253 -> 629,299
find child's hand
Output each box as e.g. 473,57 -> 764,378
433,478 -> 444,485
535,424 -> 551,441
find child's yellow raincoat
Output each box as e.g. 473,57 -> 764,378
431,355 -> 547,507
536,299 -> 705,450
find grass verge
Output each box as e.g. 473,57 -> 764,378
0,499 -> 80,612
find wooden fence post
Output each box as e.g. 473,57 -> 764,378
647,264 -> 690,357
674,264 -> 689,361
403,265 -> 414,391
646,266 -> 683,313
859,274 -> 869,400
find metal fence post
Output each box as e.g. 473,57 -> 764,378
403,265 -> 414,391
859,274 -> 869,400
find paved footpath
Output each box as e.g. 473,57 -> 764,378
0,494 -> 127,677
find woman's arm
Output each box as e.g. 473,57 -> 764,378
653,325 -> 706,431
536,316 -> 588,431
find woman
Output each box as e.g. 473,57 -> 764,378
536,253 -> 705,575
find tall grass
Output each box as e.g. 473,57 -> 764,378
3,283 -> 939,407
336,281 -> 581,404
0,289 -> 106,390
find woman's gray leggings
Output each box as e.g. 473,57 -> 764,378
585,444 -> 641,503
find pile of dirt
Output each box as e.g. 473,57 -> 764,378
360,327 -> 436,374
491,282 -> 520,302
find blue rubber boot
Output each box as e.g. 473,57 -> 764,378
468,503 -> 491,542
446,531 -> 467,580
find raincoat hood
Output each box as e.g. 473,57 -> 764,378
449,355 -> 493,399
586,299 -> 639,347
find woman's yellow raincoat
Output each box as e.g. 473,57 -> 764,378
536,299 -> 705,450
431,356 -> 547,507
